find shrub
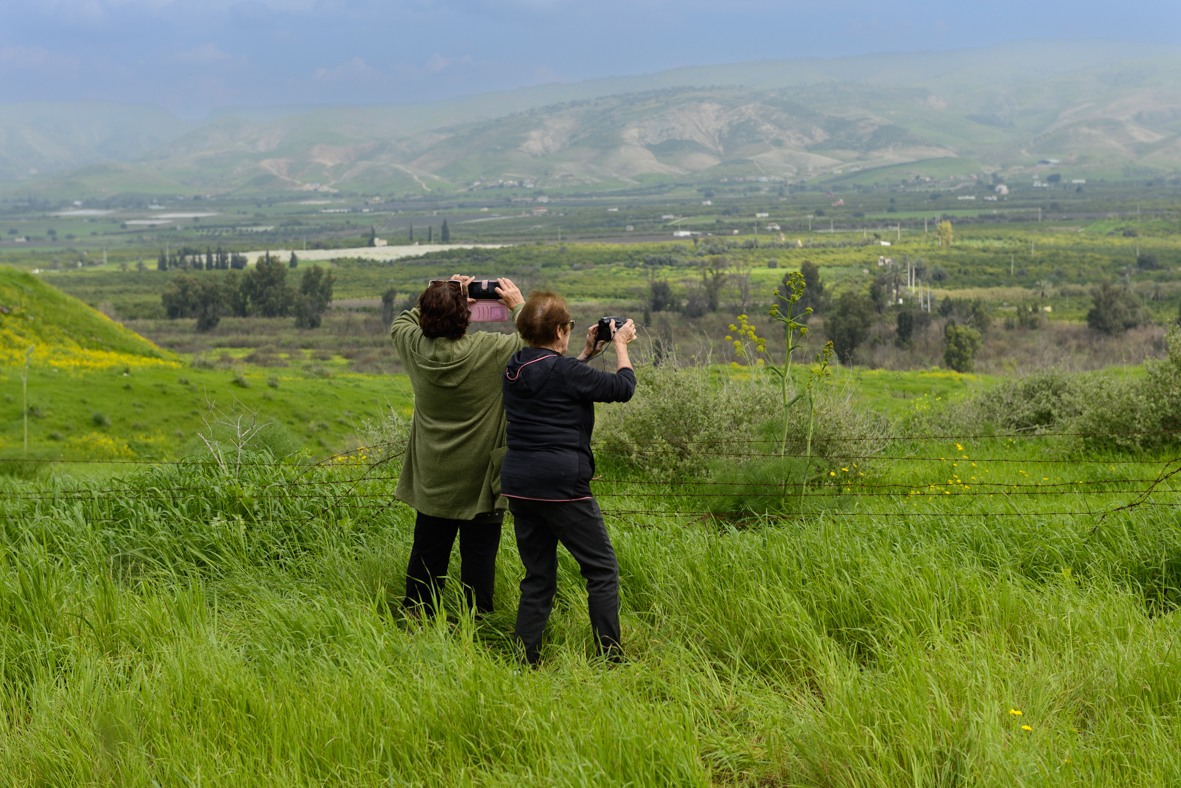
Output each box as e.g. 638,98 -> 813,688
929,327 -> 1181,454
267,377 -> 280,389
91,412 -> 110,427
1087,282 -> 1144,335
594,363 -> 888,482
232,371 -> 251,388
943,324 -> 982,373
824,291 -> 874,364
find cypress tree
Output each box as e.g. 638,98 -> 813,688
409,224 -> 414,242
440,220 -> 450,243
428,225 -> 433,243
157,250 -> 167,271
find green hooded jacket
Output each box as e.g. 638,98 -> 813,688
391,305 -> 526,520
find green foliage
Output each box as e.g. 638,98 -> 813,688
795,260 -> 827,317
824,291 -> 874,364
936,328 -> 1181,453
943,324 -> 982,373
294,265 -> 335,330
241,255 -> 294,318
1087,282 -> 1144,335
895,310 -> 915,345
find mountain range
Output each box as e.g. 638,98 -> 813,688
4,39 -> 1181,198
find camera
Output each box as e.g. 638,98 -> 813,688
595,316 -> 628,344
467,279 -> 502,300
428,278 -> 509,322
468,279 -> 507,321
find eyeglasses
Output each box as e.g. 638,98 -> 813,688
567,320 -> 576,330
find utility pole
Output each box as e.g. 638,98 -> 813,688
897,224 -> 901,242
103,247 -> 107,266
925,217 -> 928,234
1038,207 -> 1041,222
808,215 -> 813,231
1011,253 -> 1014,276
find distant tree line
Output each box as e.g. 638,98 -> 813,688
157,246 -> 249,271
162,255 -> 335,332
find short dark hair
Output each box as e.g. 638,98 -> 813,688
517,290 -> 571,347
418,280 -> 470,340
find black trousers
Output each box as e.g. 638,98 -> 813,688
509,497 -> 621,665
403,511 -> 503,616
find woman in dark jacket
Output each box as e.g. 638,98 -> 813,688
501,291 -> 636,665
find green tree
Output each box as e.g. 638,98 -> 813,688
241,255 -> 294,318
161,273 -> 199,318
367,227 -> 377,247
194,276 -> 231,333
157,250 -> 167,271
1087,282 -> 1143,335
895,310 -> 915,346
795,261 -> 827,317
649,280 -> 675,313
428,225 -> 434,244
440,220 -> 450,243
935,220 -> 954,248
869,275 -> 889,313
824,291 -> 874,364
408,224 -> 414,242
289,252 -> 299,269
294,265 -> 336,329
701,256 -> 728,313
944,324 -> 982,372
381,286 -> 399,325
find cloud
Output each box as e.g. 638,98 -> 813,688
174,43 -> 237,65
312,57 -> 382,83
0,45 -> 79,77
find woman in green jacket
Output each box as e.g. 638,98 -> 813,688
390,275 -> 525,617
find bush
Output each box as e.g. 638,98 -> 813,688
824,292 -> 874,364
594,363 -> 888,482
91,412 -> 110,427
930,327 -> 1181,454
1087,283 -> 1144,335
943,324 -> 982,373
232,371 -> 251,388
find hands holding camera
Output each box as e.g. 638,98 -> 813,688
448,275 -> 523,309
577,318 -> 636,372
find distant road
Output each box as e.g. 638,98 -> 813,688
243,244 -> 511,265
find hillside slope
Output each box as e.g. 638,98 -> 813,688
0,267 -> 174,368
6,40 -> 1181,196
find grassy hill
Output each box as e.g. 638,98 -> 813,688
0,265 -> 172,368
0,267 -> 413,462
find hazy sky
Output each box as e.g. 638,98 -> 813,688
1,0 -> 1179,118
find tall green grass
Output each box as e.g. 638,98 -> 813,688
0,427 -> 1178,785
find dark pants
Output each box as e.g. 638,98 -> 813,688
403,511 -> 503,616
509,497 -> 621,665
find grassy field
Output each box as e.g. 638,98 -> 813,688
0,390 -> 1178,784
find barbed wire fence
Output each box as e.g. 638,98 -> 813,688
1,428 -> 1178,527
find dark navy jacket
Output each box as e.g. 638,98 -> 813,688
501,348 -> 636,500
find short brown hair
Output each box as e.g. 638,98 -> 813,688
417,280 -> 470,340
517,290 -> 571,347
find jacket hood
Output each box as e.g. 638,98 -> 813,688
504,348 -> 560,398
406,336 -> 482,388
